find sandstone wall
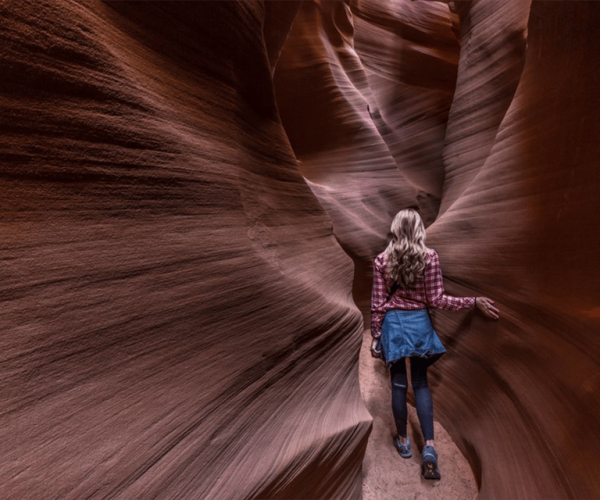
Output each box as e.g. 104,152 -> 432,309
2,1 -> 600,499
429,2 -> 600,498
276,1 -> 600,499
0,2 -> 369,499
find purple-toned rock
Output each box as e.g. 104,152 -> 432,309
0,2 -> 369,499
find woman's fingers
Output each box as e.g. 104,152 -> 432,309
486,308 -> 500,319
370,339 -> 382,357
477,297 -> 500,319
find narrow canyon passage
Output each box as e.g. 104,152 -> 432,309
1,1 -> 600,500
358,328 -> 477,500
276,1 -> 600,499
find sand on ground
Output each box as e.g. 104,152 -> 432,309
359,329 -> 478,500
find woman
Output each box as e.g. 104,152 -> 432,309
370,209 -> 499,480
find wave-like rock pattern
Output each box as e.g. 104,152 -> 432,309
0,2 -> 370,499
439,0 -> 530,214
274,0 -> 418,273
351,0 -> 460,209
429,2 -> 600,498
274,0 -> 460,309
277,1 -> 600,499
3,1 -> 600,499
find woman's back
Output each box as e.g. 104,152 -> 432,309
369,208 -> 499,481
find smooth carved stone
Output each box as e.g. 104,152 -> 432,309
275,0 -> 419,274
280,1 -> 600,499
274,0 -> 460,306
351,0 -> 461,204
439,0 -> 531,215
0,2 -> 370,499
3,1 -> 600,499
427,2 -> 600,499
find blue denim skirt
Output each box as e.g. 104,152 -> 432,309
381,309 -> 446,367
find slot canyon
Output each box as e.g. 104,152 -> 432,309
1,1 -> 599,499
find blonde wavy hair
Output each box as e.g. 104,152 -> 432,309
384,209 -> 427,288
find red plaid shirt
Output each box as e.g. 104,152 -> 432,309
370,248 -> 476,339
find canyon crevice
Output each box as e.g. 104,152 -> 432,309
1,1 -> 599,499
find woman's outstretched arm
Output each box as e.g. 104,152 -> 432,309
425,251 -> 500,319
424,250 -> 475,310
425,250 -> 499,319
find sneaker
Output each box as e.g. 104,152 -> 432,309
393,436 -> 412,458
421,445 -> 441,480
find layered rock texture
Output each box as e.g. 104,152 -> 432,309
276,0 -> 600,499
1,1 -> 600,500
1,2 -> 368,499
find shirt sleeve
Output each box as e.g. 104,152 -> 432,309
425,251 -> 476,311
370,257 -> 387,339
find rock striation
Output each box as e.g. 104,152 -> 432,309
276,1 -> 600,499
0,2 -> 369,499
274,0 -> 462,306
2,1 -> 600,499
275,0 -> 418,271
428,2 -> 600,498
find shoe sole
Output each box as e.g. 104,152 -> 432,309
422,460 -> 441,480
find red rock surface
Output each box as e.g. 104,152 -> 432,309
0,2 -> 369,499
276,1 -> 600,499
2,1 -> 600,499
428,2 -> 600,498
274,0 -> 464,305
352,0 -> 460,210
275,0 -> 419,267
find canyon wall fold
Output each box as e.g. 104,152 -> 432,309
275,0 -> 418,270
0,2 -> 370,499
2,1 -> 600,499
277,1 -> 600,499
428,2 -> 600,498
274,0 -> 462,307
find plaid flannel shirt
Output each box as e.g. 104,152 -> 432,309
370,248 -> 476,339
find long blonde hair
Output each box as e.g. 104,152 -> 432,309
384,209 -> 427,288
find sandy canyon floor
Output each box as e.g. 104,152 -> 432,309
359,329 -> 478,500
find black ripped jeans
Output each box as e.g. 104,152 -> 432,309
390,356 -> 435,441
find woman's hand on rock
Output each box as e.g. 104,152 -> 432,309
476,297 -> 500,319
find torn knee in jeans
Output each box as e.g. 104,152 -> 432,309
393,382 -> 407,389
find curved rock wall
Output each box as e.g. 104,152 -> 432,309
439,0 -> 530,214
3,1 -> 600,499
274,0 -> 462,307
275,0 -> 418,269
277,1 -> 600,499
352,0 -> 460,212
0,2 -> 370,499
429,2 -> 600,498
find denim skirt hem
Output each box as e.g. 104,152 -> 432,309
380,309 -> 446,368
